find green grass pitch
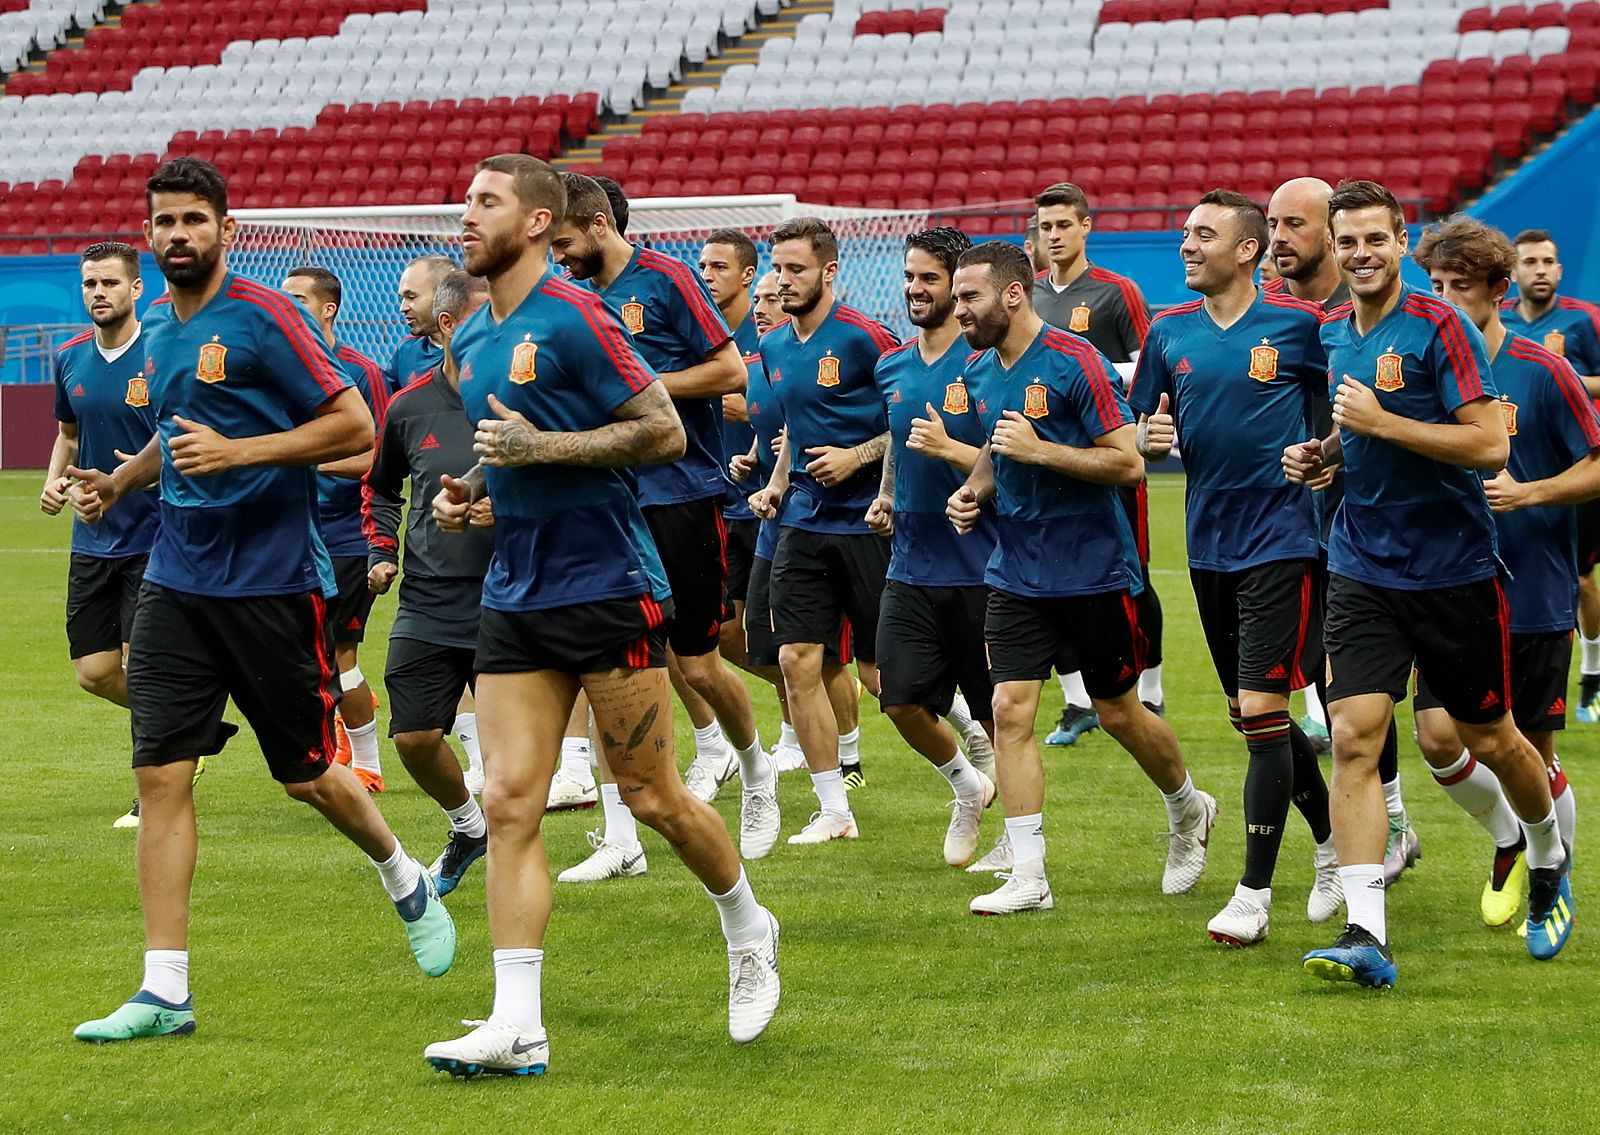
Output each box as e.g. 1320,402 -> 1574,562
1,468 -> 1596,1134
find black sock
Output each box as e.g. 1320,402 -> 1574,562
1241,710 -> 1294,890
1288,721 -> 1333,843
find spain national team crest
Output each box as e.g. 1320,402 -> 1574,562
124,374 -> 149,407
1023,382 -> 1049,419
817,354 -> 840,387
1248,344 -> 1279,383
621,301 -> 645,335
1545,330 -> 1567,356
1500,395 -> 1519,436
196,342 -> 227,384
1069,305 -> 1091,333
509,340 -> 538,384
943,381 -> 969,414
1374,352 -> 1405,392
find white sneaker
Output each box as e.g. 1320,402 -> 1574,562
1162,790 -> 1217,895
112,798 -> 140,829
684,744 -> 739,803
943,771 -> 996,867
786,810 -> 858,845
556,831 -> 646,883
727,909 -> 781,1043
961,727 -> 996,778
1207,893 -> 1270,947
739,766 -> 781,861
463,767 -> 486,797
771,741 -> 808,773
1308,846 -> 1345,923
966,830 -> 1013,874
970,868 -> 1053,915
546,768 -> 597,811
425,1016 -> 548,1078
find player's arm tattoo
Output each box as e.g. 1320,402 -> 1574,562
504,382 -> 685,468
459,464 -> 488,502
878,445 -> 896,498
853,430 -> 889,467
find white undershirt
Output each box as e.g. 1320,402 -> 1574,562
95,323 -> 141,364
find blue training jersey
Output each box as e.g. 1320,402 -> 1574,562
452,270 -> 671,614
384,333 -> 444,400
1500,297 -> 1600,380
745,326 -> 785,560
969,324 -> 1142,599
877,337 -> 996,587
1128,290 -> 1325,572
1322,282 -> 1499,590
758,299 -> 899,535
722,315 -> 760,522
581,245 -> 732,509
1489,334 -> 1600,633
316,343 -> 387,557
142,272 -> 351,598
54,326 -> 159,557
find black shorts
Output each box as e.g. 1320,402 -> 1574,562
127,583 -> 334,784
745,555 -> 851,668
770,526 -> 889,664
1324,573 -> 1510,726
66,552 -> 146,658
1191,559 -> 1321,698
724,518 -> 759,604
385,636 -> 477,736
1119,480 -> 1151,567
327,556 -> 378,644
1132,559 -> 1162,667
1414,629 -> 1571,733
1579,498 -> 1600,571
877,580 -> 993,718
985,586 -> 1148,699
644,498 -> 728,657
475,594 -> 671,675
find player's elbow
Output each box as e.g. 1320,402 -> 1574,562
1473,431 -> 1510,472
1110,450 -> 1146,486
642,413 -> 687,465
709,352 -> 746,396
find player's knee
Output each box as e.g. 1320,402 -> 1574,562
1413,715 -> 1460,769
481,776 -> 543,835
393,729 -> 445,768
1328,716 -> 1383,766
989,687 -> 1033,734
778,643 -> 822,685
73,657 -> 121,699
614,778 -> 678,833
282,775 -> 327,806
1459,719 -> 1531,772
882,702 -> 920,730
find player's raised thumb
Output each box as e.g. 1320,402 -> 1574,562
63,464 -> 90,482
1156,393 -> 1170,416
924,401 -> 943,420
440,473 -> 469,502
487,393 -> 517,419
172,414 -> 203,433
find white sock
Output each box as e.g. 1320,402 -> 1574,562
706,866 -> 768,950
1160,772 -> 1197,826
1058,671 -> 1091,710
348,719 -> 381,775
1551,756 -> 1576,850
810,768 -> 850,818
142,949 -> 189,1004
1431,749 -> 1521,847
1303,683 -> 1327,728
1236,882 -> 1272,909
370,840 -> 421,903
1382,774 -> 1405,819
490,947 -> 543,1035
934,752 -> 984,802
558,735 -> 593,783
839,727 -> 861,764
1005,812 -> 1045,870
693,721 -> 725,758
1582,633 -> 1600,675
1523,806 -> 1565,870
735,735 -> 772,789
600,782 -> 638,848
778,720 -> 799,751
947,691 -> 976,736
453,712 -> 483,780
1340,863 -> 1387,943
1137,663 -> 1164,705
445,794 -> 487,838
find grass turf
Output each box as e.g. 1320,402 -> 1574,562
1,468 -> 1596,1134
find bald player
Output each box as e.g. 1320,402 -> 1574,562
384,255 -> 454,399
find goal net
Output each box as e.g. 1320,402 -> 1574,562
230,196 -> 932,367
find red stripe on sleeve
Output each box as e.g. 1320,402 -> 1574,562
1408,296 -> 1484,404
1560,297 -> 1600,339
552,281 -> 655,394
1511,341 -> 1600,449
231,281 -> 346,397
835,306 -> 900,355
641,251 -> 730,347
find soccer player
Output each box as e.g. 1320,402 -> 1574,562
384,254 -> 453,398
282,266 -> 388,793
69,157 -> 454,1044
750,216 -> 899,842
1409,217 -> 1596,929
946,241 -> 1215,915
1500,231 -> 1600,720
1023,217 -> 1049,276
1031,182 -> 1167,744
364,268 -> 494,896
866,226 -> 1000,867
1131,191 -> 1339,946
552,175 -> 779,867
422,155 -> 778,1075
1285,182 -> 1573,987
41,241 -> 164,829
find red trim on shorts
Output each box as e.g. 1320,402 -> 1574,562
1135,479 -> 1150,563
839,620 -> 854,665
710,506 -> 729,638
1494,576 -> 1513,715
1123,591 -> 1147,675
1433,754 -> 1480,787
1289,562 -> 1314,689
309,592 -> 337,763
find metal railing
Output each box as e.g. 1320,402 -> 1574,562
0,323 -> 88,384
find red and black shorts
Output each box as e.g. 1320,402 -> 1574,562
326,555 -> 379,645
769,527 -> 889,664
66,551 -> 146,659
984,586 -> 1148,700
1324,573 -> 1511,726
128,583 -> 332,784
1414,629 -> 1571,733
475,593 -> 672,676
1190,559 -> 1321,698
744,554 -> 851,669
643,497 -> 728,658
876,580 -> 993,719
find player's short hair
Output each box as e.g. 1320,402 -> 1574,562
1512,228 -> 1556,253
904,226 -> 974,277
1035,182 -> 1091,219
476,153 -> 565,225
1197,189 -> 1269,267
957,240 -> 1035,297
561,173 -> 615,232
285,264 -> 342,310
1026,217 -> 1039,239
1412,215 -> 1517,287
705,228 -> 759,272
1327,179 -> 1405,237
770,216 -> 839,264
79,240 -> 139,278
594,176 -> 630,236
146,156 -> 228,219
404,254 -> 457,289
433,269 -> 490,322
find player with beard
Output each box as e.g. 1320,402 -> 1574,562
384,255 -> 454,398
69,158 -> 455,1044
423,156 -> 779,1075
948,241 -> 1214,915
